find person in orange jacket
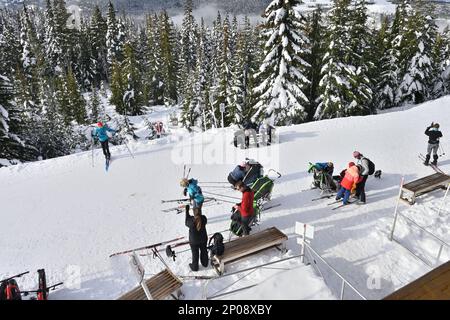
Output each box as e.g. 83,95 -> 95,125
335,162 -> 361,205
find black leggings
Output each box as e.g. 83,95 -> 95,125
100,140 -> 111,159
355,175 -> 368,202
189,243 -> 209,271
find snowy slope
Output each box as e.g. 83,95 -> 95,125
0,97 -> 449,300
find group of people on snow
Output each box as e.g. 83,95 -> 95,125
179,160 -> 261,272
234,118 -> 275,148
311,151 -> 375,205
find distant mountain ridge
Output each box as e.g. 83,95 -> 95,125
0,0 -> 270,15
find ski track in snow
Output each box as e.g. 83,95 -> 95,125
0,96 -> 449,300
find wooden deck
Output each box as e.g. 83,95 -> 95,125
118,268 -> 183,300
384,261 -> 450,300
400,173 -> 450,205
212,227 -> 288,275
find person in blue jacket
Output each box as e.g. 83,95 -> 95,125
180,178 -> 204,210
92,122 -> 116,160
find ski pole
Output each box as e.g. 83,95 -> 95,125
109,236 -> 185,257
123,139 -> 135,159
203,191 -> 240,201
439,144 -> 445,156
161,198 -> 190,204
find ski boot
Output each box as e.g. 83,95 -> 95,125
423,154 -> 430,166
431,154 -> 438,166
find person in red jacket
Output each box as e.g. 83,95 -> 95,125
335,162 -> 361,205
231,181 -> 255,236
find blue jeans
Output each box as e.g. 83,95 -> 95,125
336,187 -> 351,204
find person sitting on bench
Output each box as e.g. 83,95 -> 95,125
231,181 -> 255,236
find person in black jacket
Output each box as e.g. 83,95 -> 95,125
185,205 -> 208,271
424,122 -> 443,166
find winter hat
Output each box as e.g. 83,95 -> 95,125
180,178 -> 189,187
97,122 -> 103,127
348,162 -> 356,167
353,151 -> 361,158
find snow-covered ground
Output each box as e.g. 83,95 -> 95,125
0,96 -> 449,300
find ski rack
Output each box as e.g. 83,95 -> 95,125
0,271 -> 29,284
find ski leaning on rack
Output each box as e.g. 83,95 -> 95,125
109,236 -> 185,258
0,271 -> 29,284
16,269 -> 63,300
418,154 -> 445,174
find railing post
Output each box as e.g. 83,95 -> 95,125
438,183 -> 450,217
340,280 -> 345,300
390,177 -> 405,241
436,244 -> 444,266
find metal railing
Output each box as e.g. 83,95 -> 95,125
391,211 -> 450,267
303,242 -> 367,300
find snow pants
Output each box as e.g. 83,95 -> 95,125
336,186 -> 351,204
427,143 -> 439,156
189,242 -> 209,271
355,175 -> 368,203
100,140 -> 111,159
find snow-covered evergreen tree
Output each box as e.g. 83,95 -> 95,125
316,0 -> 370,119
397,1 -> 437,104
253,0 -> 310,125
304,6 -> 325,121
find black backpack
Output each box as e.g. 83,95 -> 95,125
208,233 -> 225,256
0,279 -> 22,300
366,158 -> 375,175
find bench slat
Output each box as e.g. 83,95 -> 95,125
118,269 -> 182,300
213,227 -> 288,271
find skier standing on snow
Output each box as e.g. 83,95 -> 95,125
184,204 -> 208,271
227,161 -> 250,187
353,151 -> 370,204
92,122 -> 116,160
180,178 -> 204,212
231,181 -> 255,236
424,122 -> 443,166
336,162 -> 361,205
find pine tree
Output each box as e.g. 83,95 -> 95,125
66,67 -> 87,124
110,60 -> 126,114
0,74 -> 26,165
253,0 -> 310,125
159,10 -> 178,105
304,6 -> 326,121
145,13 -> 164,105
316,0 -> 364,119
397,1 -> 437,104
106,1 -> 122,71
89,86 -> 100,122
122,42 -> 144,116
90,5 -> 108,86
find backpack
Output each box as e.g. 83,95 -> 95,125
208,233 -> 225,256
0,279 -> 22,300
366,158 -> 375,175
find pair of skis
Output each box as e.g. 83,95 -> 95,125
418,153 -> 445,174
109,236 -> 185,258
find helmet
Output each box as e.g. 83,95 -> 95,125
97,122 -> 103,127
180,178 -> 189,187
353,151 -> 361,158
434,123 -> 440,129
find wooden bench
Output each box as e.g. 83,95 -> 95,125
400,173 -> 450,205
118,268 -> 183,300
212,227 -> 288,275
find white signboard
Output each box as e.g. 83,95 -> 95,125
295,222 -> 315,242
220,104 -> 225,113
